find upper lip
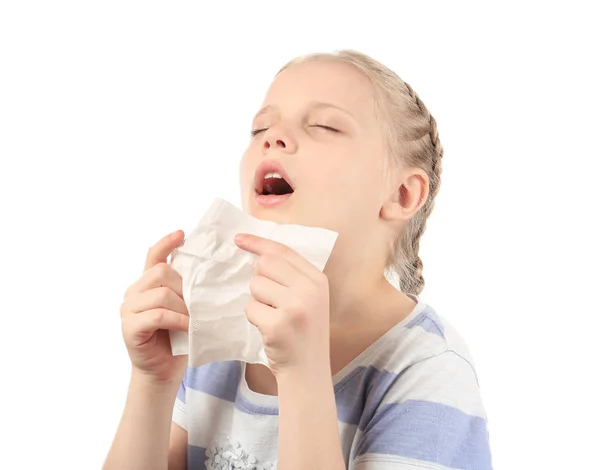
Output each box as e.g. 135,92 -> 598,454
254,160 -> 295,195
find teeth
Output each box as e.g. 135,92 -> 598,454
264,172 -> 283,179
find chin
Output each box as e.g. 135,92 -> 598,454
244,192 -> 294,223
244,194 -> 338,232
248,207 -> 296,225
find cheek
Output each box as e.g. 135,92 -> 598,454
239,151 -> 254,193
333,161 -> 379,191
332,159 -> 385,208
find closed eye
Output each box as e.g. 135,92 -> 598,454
250,124 -> 339,138
250,128 -> 268,137
312,124 -> 339,132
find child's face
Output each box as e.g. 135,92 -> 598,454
240,60 -> 388,239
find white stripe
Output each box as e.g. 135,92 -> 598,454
380,350 -> 487,418
351,452 -> 461,470
172,398 -> 187,430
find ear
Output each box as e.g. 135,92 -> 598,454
380,167 -> 429,223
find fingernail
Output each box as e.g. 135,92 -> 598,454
234,234 -> 244,244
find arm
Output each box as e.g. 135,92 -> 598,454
233,234 -> 346,470
102,373 -> 187,470
277,366 -> 346,470
104,231 -> 191,469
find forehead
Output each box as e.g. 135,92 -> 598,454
262,60 -> 377,122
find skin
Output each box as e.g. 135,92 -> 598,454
237,60 -> 430,470
240,60 -> 427,325
103,60 -> 429,470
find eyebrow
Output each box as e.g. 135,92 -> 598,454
253,101 -> 356,121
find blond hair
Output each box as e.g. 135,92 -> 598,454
279,50 -> 444,296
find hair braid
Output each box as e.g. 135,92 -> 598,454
398,82 -> 444,295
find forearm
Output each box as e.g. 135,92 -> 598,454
103,372 -> 179,470
277,366 -> 346,470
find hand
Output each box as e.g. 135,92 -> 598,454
120,230 -> 189,386
234,233 -> 331,376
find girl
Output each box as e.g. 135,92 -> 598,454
104,50 -> 492,470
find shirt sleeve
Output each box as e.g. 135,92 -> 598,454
349,350 -> 492,470
172,369 -> 188,430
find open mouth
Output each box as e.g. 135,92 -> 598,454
260,172 -> 294,196
255,161 -> 295,197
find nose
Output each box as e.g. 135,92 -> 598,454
264,138 -> 286,150
262,126 -> 297,154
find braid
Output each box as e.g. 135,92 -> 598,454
398,81 -> 444,295
403,84 -> 442,148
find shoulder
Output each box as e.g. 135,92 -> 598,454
336,303 -> 486,426
370,301 -> 479,377
369,301 -> 486,419
346,302 -> 492,469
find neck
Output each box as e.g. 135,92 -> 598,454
324,243 -> 395,324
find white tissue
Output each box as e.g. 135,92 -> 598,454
168,198 -> 338,368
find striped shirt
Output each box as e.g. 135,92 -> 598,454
173,299 -> 492,470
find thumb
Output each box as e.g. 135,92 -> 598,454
143,230 -> 184,273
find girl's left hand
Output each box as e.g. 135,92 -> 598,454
234,233 -> 331,376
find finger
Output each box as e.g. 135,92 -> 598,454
234,233 -> 315,276
249,274 -> 287,308
125,262 -> 183,299
121,286 -> 188,318
253,253 -> 304,288
244,298 -> 276,330
144,230 -> 185,273
123,309 -> 189,344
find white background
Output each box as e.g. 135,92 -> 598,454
1,2 -> 598,469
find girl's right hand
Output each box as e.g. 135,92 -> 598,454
120,230 -> 189,386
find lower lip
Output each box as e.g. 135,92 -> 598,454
255,193 -> 293,207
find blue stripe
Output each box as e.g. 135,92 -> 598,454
235,392 -> 279,416
334,366 -> 399,428
185,361 -> 241,402
405,308 -> 445,338
355,399 -> 491,470
188,445 -> 207,470
177,371 -> 186,404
